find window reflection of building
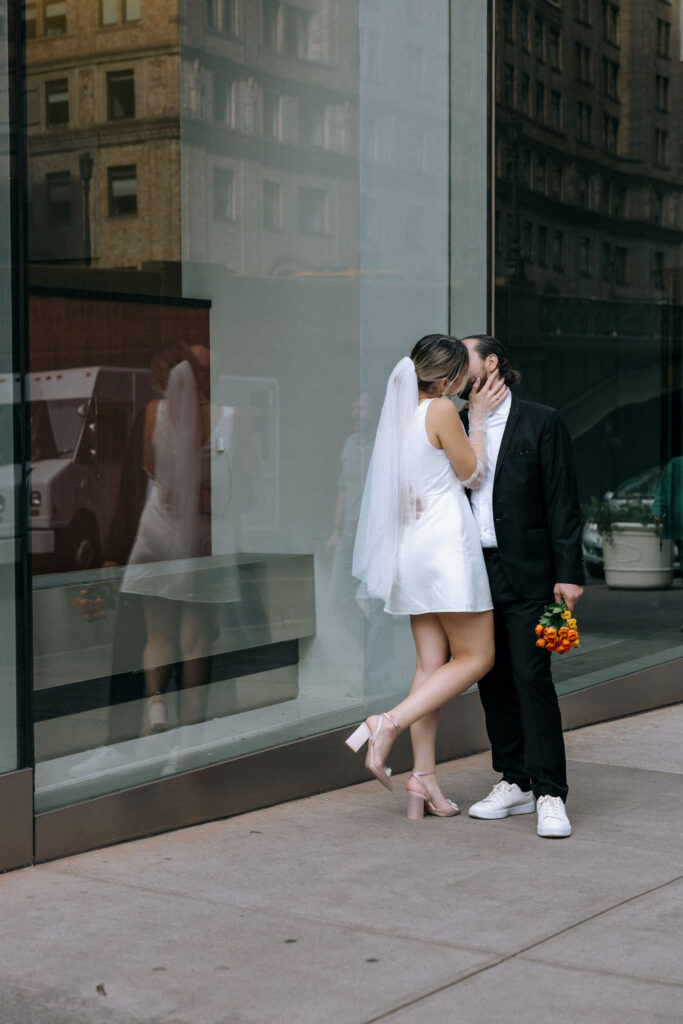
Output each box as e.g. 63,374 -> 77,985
26,1 -> 180,279
495,0 -> 683,692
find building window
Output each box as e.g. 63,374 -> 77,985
45,78 -> 69,127
263,91 -> 281,140
534,14 -> 544,60
550,161 -> 562,199
214,76 -> 234,126
44,1 -> 67,36
575,0 -> 591,25
653,251 -> 664,289
107,70 -> 135,120
549,90 -> 562,131
603,58 -> 619,99
499,65 -> 516,108
534,155 -> 547,193
207,0 -> 236,34
603,2 -> 618,44
613,185 -> 626,218
284,5 -> 311,59
299,100 -> 325,148
577,170 -> 590,207
521,148 -> 531,187
655,128 -> 668,165
520,74 -> 530,115
46,171 -> 71,223
263,0 -> 280,48
503,0 -> 513,42
101,0 -> 140,24
599,177 -> 611,214
213,168 -> 235,221
535,81 -> 545,121
108,165 -> 137,216
263,180 -> 283,230
602,114 -> 618,154
575,43 -> 592,83
655,74 -> 669,112
577,101 -> 592,143
26,4 -> 37,38
518,5 -> 529,51
101,0 -> 118,24
652,190 -> 664,224
614,246 -> 627,284
579,236 -> 591,275
522,220 -> 533,262
549,27 -> 561,69
495,209 -> 502,254
298,187 -> 326,235
656,18 -> 671,58
551,229 -> 564,270
504,64 -> 515,107
601,242 -> 612,281
537,224 -> 548,266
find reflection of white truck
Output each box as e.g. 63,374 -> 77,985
3,367 -> 151,572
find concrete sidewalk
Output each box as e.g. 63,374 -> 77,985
1,704 -> 682,1024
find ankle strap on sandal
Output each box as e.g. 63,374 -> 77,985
382,712 -> 401,734
411,769 -> 436,778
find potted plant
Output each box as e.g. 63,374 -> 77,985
583,497 -> 674,589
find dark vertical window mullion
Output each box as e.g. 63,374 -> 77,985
9,0 -> 35,778
447,0 -> 452,333
488,0 -> 495,332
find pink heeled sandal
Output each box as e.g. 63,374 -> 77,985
345,713 -> 401,791
406,769 -> 460,819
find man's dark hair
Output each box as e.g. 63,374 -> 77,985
465,334 -> 521,388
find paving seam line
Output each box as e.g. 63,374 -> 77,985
359,873 -> 683,1024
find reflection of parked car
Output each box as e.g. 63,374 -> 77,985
0,368 -> 151,572
582,466 -> 680,577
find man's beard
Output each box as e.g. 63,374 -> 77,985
460,370 -> 488,401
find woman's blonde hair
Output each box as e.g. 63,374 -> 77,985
410,334 -> 468,395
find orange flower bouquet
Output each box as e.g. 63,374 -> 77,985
71,582 -> 117,622
534,600 -> 579,654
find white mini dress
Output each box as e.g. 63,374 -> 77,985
385,399 -> 493,616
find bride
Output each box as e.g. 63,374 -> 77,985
348,334 -> 507,818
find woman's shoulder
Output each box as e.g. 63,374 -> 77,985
426,397 -> 461,423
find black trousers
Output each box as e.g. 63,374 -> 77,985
478,548 -> 568,802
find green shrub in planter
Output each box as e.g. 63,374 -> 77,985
583,497 -> 660,545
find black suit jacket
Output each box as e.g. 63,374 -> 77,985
463,395 -> 585,601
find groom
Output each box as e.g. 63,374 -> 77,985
461,335 -> 584,838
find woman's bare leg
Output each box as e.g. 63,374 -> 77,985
368,610 -> 495,770
408,613 -> 447,771
178,603 -> 210,726
141,596 -> 178,734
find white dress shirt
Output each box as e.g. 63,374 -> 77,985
470,391 -> 512,548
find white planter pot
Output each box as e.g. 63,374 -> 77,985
602,523 -> 674,590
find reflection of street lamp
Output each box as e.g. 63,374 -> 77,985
79,151 -> 94,267
505,121 -> 526,282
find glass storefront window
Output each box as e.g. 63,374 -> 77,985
0,0 -> 19,776
26,1 -> 490,812
494,0 -> 683,699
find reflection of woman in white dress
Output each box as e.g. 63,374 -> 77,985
347,335 -> 507,817
122,346 -> 237,732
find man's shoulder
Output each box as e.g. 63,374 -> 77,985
514,396 -> 559,424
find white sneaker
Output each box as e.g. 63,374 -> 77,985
536,795 -> 572,838
468,780 -> 536,819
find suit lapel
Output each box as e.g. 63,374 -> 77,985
494,393 -> 520,486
